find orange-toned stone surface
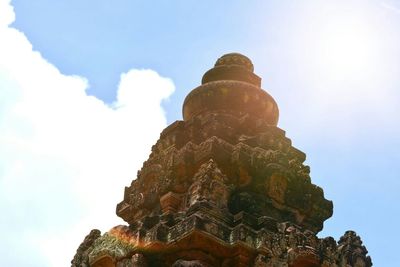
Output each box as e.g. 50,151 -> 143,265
72,53 -> 372,267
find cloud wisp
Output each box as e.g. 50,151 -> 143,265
381,1 -> 400,14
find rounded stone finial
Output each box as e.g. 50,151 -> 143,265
214,53 -> 254,72
201,52 -> 261,86
183,53 -> 279,125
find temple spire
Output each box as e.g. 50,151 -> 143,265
72,53 -> 371,267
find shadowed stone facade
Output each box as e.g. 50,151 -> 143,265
72,53 -> 372,267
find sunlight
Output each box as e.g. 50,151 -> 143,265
315,13 -> 380,79
284,1 -> 397,122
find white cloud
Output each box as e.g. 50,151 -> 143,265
0,0 -> 175,266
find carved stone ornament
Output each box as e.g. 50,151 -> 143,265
72,53 -> 371,267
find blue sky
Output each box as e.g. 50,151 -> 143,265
1,0 -> 399,266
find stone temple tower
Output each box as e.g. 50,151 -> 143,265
72,53 -> 372,267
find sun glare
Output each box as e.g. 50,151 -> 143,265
315,14 -> 379,79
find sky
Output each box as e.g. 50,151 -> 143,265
0,0 -> 399,266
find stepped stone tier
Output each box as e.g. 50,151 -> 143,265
72,53 -> 372,267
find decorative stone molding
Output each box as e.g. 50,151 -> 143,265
72,53 -> 371,267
